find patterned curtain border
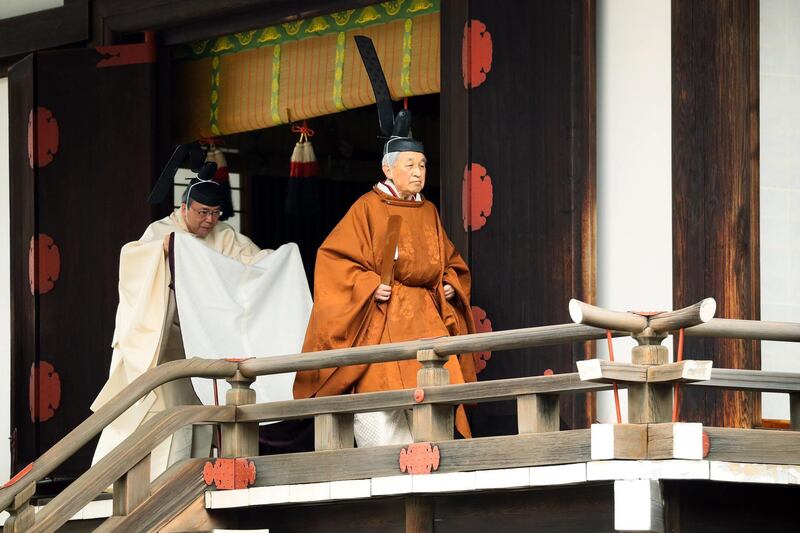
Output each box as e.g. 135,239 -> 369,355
174,0 -> 439,62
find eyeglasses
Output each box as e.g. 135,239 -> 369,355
190,206 -> 222,219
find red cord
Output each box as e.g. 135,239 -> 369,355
291,120 -> 315,137
672,328 -> 685,422
403,97 -> 408,110
607,330 -> 622,424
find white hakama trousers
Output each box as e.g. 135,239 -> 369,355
354,410 -> 413,447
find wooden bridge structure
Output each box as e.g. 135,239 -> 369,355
1,298 -> 799,532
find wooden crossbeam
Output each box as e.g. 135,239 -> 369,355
685,318 -> 800,342
647,298 -> 716,333
569,299 -> 648,332
646,423 -> 703,460
576,360 -> 647,383
237,374 -> 610,423
590,423 -> 703,461
591,424 -> 648,460
248,430 -> 591,487
647,360 -> 712,383
578,359 -> 712,385
704,427 -> 800,464
689,368 -> 800,393
239,323 -> 622,377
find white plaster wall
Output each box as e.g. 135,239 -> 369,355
596,0 -> 673,423
759,0 -> 800,420
0,78 -> 10,483
0,0 -> 63,20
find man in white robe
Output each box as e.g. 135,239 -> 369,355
91,176 -> 310,479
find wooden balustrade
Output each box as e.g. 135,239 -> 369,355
113,453 -> 151,516
0,358 -> 237,513
413,349 -> 453,442
568,298 -> 716,335
96,458 -> 211,533
1,297 -> 798,533
0,318 -> 629,515
647,298 -> 717,333
29,405 -> 233,533
627,343 -> 672,424
2,482 -> 35,533
220,371 -> 258,458
237,323 -> 624,378
237,374 -> 611,423
315,413 -> 355,451
517,394 -> 560,433
685,318 -> 800,341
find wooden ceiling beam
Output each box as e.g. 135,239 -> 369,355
0,1 -> 88,60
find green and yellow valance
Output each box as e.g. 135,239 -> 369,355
172,0 -> 440,141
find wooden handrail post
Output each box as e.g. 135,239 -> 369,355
412,349 -> 453,442
3,482 -> 35,533
221,370 -> 258,457
315,413 -> 354,450
517,394 -> 560,433
113,453 -> 151,516
627,338 -> 671,424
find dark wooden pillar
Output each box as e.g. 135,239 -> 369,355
8,47 -> 157,478
8,54 -> 38,478
441,0 -> 596,434
672,0 -> 760,428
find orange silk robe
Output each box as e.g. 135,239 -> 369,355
294,186 -> 477,437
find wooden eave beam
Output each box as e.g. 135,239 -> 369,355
0,0 -> 88,60
96,0 -> 380,45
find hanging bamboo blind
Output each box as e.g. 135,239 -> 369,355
172,0 -> 441,141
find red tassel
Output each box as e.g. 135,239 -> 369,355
290,121 -> 318,178
206,147 -> 230,183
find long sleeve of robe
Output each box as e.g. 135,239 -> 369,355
294,187 -> 477,438
91,209 -> 276,477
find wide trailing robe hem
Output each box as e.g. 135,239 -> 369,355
294,187 -> 477,438
90,209 -> 274,479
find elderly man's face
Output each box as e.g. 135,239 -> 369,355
383,151 -> 426,199
181,200 -> 222,237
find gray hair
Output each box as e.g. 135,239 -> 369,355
381,152 -> 399,168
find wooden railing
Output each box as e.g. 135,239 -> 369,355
1,298 -> 799,532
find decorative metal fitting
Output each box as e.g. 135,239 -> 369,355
399,442 -> 440,475
414,388 -> 425,403
203,458 -> 256,490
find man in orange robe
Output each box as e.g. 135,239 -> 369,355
294,135 -> 477,446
